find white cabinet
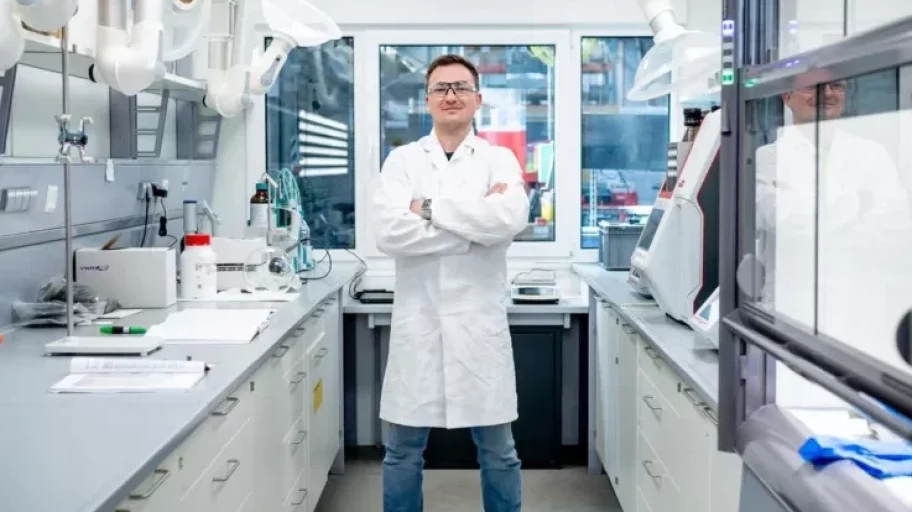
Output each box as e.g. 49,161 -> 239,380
115,294 -> 344,512
591,301 -> 742,512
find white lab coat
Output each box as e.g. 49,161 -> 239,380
755,122 -> 912,370
372,133 -> 530,429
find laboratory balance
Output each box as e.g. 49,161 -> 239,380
511,269 -> 561,305
688,287 -> 719,349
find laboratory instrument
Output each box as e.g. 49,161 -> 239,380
210,236 -> 267,290
598,221 -> 644,270
688,287 -> 719,349
635,108 -> 721,322
179,233 -> 218,300
629,108 -> 705,296
75,248 -> 178,308
243,245 -> 297,292
44,335 -> 164,356
511,270 -> 561,305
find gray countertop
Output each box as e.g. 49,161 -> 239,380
572,263 -> 721,410
0,263 -> 363,512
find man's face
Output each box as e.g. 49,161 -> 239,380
783,80 -> 847,124
425,64 -> 482,130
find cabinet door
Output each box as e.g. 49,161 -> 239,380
595,301 -> 619,482
706,409 -> 743,512
306,332 -> 330,510
616,324 -> 639,512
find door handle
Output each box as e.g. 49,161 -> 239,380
289,371 -> 307,384
127,468 -> 170,500
291,488 -> 308,506
641,395 -> 661,411
212,396 -> 239,416
291,430 -> 308,445
273,344 -> 291,358
642,460 -> 661,479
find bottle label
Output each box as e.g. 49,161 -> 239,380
250,204 -> 269,228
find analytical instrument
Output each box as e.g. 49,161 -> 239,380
633,108 -> 721,322
629,108 -> 705,297
511,270 -> 561,305
74,248 -> 178,309
210,237 -> 268,290
688,287 -> 719,349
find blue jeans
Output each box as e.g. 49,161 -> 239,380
383,422 -> 522,512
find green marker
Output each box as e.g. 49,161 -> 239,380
100,325 -> 147,335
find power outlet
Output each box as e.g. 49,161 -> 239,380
137,182 -> 152,200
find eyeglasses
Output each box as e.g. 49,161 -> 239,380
427,81 -> 477,97
797,81 -> 848,95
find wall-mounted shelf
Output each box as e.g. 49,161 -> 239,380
19,32 -> 207,104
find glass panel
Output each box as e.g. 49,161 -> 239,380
580,36 -> 669,250
778,0 -> 847,59
265,37 -> 356,249
744,66 -> 912,400
847,0 -> 912,34
378,44 -> 557,242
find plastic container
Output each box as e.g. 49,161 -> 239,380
180,233 -> 218,299
249,183 -> 270,232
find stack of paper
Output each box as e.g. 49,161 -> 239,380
145,308 -> 275,344
50,357 -> 208,393
179,290 -> 300,303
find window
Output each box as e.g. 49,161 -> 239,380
265,37 -> 356,249
579,37 -> 670,250
378,44 -> 557,242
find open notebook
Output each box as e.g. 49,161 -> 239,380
145,308 -> 275,344
50,357 -> 208,393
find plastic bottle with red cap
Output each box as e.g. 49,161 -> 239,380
180,233 -> 218,299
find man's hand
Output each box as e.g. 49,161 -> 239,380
485,182 -> 508,197
410,200 -> 424,215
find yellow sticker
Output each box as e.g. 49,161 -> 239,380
313,379 -> 323,413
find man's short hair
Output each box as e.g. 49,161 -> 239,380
425,54 -> 480,89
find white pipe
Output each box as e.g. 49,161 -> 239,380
0,0 -> 25,72
13,0 -> 77,32
90,0 -> 166,96
638,0 -> 683,41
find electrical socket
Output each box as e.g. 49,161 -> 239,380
137,182 -> 152,200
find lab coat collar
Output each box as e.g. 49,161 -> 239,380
421,129 -> 482,169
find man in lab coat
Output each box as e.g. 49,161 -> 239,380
372,54 -> 530,512
755,75 -> 912,375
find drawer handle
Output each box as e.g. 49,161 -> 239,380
703,406 -> 718,425
315,308 -> 326,317
643,346 -> 659,359
621,324 -> 635,335
642,395 -> 661,411
294,326 -> 307,336
291,488 -> 309,506
682,388 -> 706,407
291,430 -> 308,445
128,468 -> 170,500
273,344 -> 291,358
642,460 -> 661,479
212,459 -> 241,483
290,371 -> 307,384
212,396 -> 239,416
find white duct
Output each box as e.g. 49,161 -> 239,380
204,0 -> 340,117
13,0 -> 78,32
89,0 -> 166,96
162,0 -> 213,62
0,0 -> 25,72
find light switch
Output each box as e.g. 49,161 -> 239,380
45,185 -> 58,213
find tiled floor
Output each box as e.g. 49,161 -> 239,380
315,459 -> 621,512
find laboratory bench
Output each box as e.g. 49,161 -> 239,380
572,263 -> 742,512
342,291 -> 591,469
0,263 -> 362,512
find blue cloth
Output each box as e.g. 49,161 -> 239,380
799,436 -> 912,478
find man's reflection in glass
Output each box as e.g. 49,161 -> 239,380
754,74 -> 912,369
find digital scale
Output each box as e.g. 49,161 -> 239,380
511,269 -> 561,305
688,288 -> 719,349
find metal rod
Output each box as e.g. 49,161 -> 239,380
61,25 -> 74,337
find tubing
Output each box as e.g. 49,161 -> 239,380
91,0 -> 166,96
161,0 -> 212,62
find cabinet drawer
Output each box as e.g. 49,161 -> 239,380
637,370 -> 682,478
637,429 -> 681,512
283,468 -> 310,512
636,486 -> 653,512
279,412 -> 310,505
637,339 -> 681,400
179,416 -> 255,509
114,452 -> 184,512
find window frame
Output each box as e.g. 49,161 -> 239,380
571,29 -> 676,261
358,28 -> 576,260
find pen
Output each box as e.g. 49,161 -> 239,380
99,325 -> 147,335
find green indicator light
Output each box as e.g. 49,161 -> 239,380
721,70 -> 735,85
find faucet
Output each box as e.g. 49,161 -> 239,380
200,200 -> 222,236
55,114 -> 94,163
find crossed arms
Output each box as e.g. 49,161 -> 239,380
373,147 -> 531,258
